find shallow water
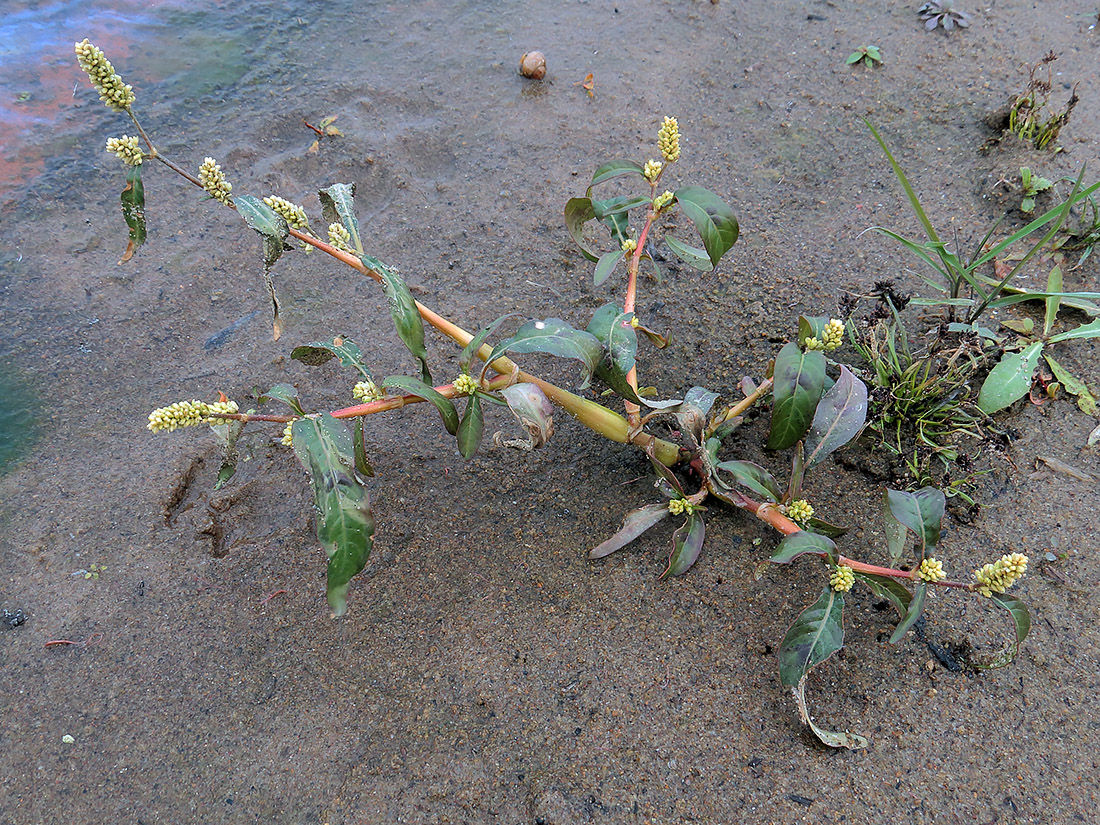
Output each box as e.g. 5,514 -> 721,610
2,2 -> 1100,823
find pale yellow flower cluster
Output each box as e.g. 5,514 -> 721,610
657,116 -> 681,163
352,380 -> 382,402
643,159 -> 663,183
263,195 -> 309,229
653,190 -> 675,212
75,39 -> 135,111
147,399 -> 239,433
453,374 -> 479,396
784,499 -> 815,525
105,135 -> 143,166
830,565 -> 855,593
805,319 -> 845,352
917,557 -> 946,583
199,158 -> 233,206
620,238 -> 637,255
974,553 -> 1028,597
668,498 -> 696,516
328,223 -> 352,251
281,422 -> 295,447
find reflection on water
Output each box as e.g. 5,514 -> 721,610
0,368 -> 38,473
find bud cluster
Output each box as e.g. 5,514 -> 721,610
657,116 -> 681,163
199,158 -> 233,206
352,380 -> 382,402
105,135 -> 143,166
653,190 -> 675,212
974,552 -> 1028,597
263,195 -> 310,230
453,374 -> 479,396
620,238 -> 637,255
783,498 -> 815,526
281,422 -> 295,447
147,399 -> 239,433
75,39 -> 135,111
805,319 -> 845,352
328,222 -> 352,252
668,498 -> 696,516
917,557 -> 946,583
643,159 -> 663,183
830,565 -> 855,593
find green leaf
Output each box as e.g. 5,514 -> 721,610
779,585 -> 845,687
672,185 -> 739,267
457,393 -> 484,459
769,530 -> 837,565
865,45 -> 882,61
564,197 -> 599,262
664,236 -> 714,272
767,343 -> 826,450
378,264 -> 431,385
1044,264 -> 1062,336
973,593 -> 1031,669
486,318 -> 604,389
805,517 -> 848,539
211,417 -> 246,491
290,414 -> 374,617
587,159 -> 644,193
889,581 -> 927,644
661,512 -> 706,578
1047,318 -> 1100,343
235,195 -> 291,340
591,196 -> 634,241
716,460 -> 782,503
883,489 -> 908,566
593,250 -> 625,286
381,375 -> 459,435
977,341 -> 1044,413
291,337 -> 373,380
886,487 -> 944,554
586,304 -> 640,404
353,417 -> 374,477
259,383 -> 305,416
459,313 -> 517,376
853,572 -> 912,617
788,441 -> 806,501
594,194 -> 653,216
792,674 -> 869,750
118,165 -> 146,263
1044,353 -> 1098,415
846,52 -> 863,65
796,316 -> 830,349
804,366 -> 867,468
589,503 -> 671,559
318,183 -> 362,254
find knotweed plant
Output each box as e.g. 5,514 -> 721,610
78,41 -> 1034,748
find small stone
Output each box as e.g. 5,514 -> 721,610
519,51 -> 547,80
62,735 -> 75,744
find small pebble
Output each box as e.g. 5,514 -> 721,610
61,735 -> 75,744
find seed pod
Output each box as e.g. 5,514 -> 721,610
519,51 -> 547,80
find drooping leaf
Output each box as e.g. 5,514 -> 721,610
853,572 -> 912,617
235,195 -> 291,340
352,417 -> 374,477
118,165 -> 146,263
211,417 -> 246,491
886,487 -> 944,554
381,375 -> 459,435
647,453 -> 685,496
586,304 -> 641,403
586,159 -> 644,193
1044,353 -> 1098,415
888,581 -> 927,644
769,530 -> 838,565
792,675 -> 869,750
460,313 -> 517,376
716,460 -> 782,503
291,337 -> 373,380
318,183 -> 362,254
661,512 -> 706,578
259,383 -> 305,416
883,489 -> 908,566
457,393 -> 484,459
672,185 -> 739,267
589,503 -> 672,559
290,414 -> 374,617
973,593 -> 1031,669
593,250 -> 625,286
486,318 -> 604,389
664,236 -> 714,272
378,264 -> 431,385
977,341 -> 1044,414
779,585 -> 845,687
564,197 -> 599,262
804,366 -> 868,468
768,343 -> 826,450
500,382 -> 554,449
804,517 -> 848,539
591,196 -> 637,242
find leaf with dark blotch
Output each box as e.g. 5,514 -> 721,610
716,460 -> 782,503
290,414 -> 374,617
767,343 -> 826,450
889,581 -> 927,644
318,183 -> 362,254
118,165 -> 146,263
886,487 -> 944,554
972,593 -> 1031,669
564,197 -> 600,262
805,517 -> 848,539
486,318 -> 604,389
381,375 -> 459,435
779,585 -> 845,687
587,304 -> 641,404
770,530 -> 837,565
853,572 -> 912,617
259,383 -> 305,416
664,236 -> 714,272
500,383 -> 554,448
804,366 -> 867,468
977,341 -> 1043,414
586,159 -> 644,193
291,337 -> 373,380
793,675 -> 869,750
212,417 -> 246,491
235,195 -> 291,271
460,314 -> 517,376
457,393 -> 484,459
353,417 -> 374,477
672,185 -> 739,267
594,250 -> 625,286
661,512 -> 706,578
378,266 -> 431,385
589,503 -> 672,559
